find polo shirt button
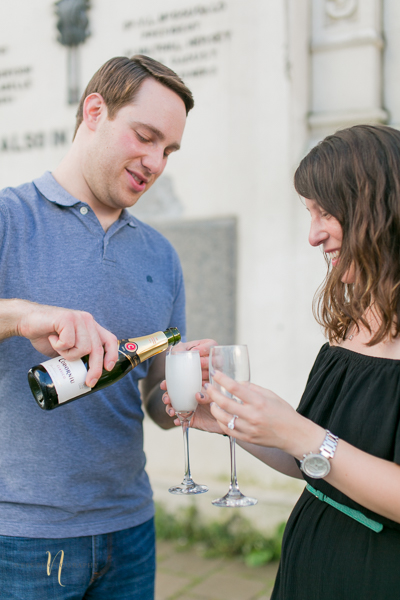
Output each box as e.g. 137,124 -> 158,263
80,206 -> 88,215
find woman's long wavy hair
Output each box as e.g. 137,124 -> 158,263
294,124 -> 400,346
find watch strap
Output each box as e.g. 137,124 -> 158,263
319,430 -> 339,459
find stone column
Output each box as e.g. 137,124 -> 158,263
309,0 -> 387,143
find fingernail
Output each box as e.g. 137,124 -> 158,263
210,401 -> 215,407
87,379 -> 96,388
199,393 -> 205,399
108,361 -> 115,371
204,383 -> 209,390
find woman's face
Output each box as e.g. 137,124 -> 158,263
304,197 -> 355,284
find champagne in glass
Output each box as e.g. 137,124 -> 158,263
210,345 -> 257,507
166,348 -> 208,495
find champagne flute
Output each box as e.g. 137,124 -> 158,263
210,345 -> 257,507
166,347 -> 208,495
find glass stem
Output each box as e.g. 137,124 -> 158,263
229,436 -> 241,494
180,415 -> 193,485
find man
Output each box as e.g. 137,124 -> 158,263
0,55 -> 210,599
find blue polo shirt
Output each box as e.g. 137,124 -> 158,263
0,172 -> 186,537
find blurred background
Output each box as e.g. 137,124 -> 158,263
0,0 -> 397,532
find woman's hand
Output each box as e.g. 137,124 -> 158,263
205,370 -> 322,457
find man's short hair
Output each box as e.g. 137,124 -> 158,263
73,55 -> 194,138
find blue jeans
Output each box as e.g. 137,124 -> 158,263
0,518 -> 155,599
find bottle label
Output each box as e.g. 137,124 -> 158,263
41,357 -> 91,404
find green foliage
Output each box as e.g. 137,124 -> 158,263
155,503 -> 285,567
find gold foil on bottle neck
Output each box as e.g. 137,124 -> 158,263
127,331 -> 168,363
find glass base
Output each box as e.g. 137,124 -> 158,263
212,490 -> 258,507
169,483 -> 209,495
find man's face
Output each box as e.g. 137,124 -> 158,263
82,77 -> 187,215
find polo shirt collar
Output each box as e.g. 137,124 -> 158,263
33,171 -> 137,228
33,171 -> 80,207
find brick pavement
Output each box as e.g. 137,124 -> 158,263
156,540 -> 279,600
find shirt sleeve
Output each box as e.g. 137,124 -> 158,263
0,197 -> 11,280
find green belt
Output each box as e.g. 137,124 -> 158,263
306,483 -> 383,533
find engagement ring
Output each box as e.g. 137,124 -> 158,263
227,415 -> 238,430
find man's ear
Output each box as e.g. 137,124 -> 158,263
82,93 -> 107,131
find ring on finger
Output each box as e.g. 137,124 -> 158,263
227,414 -> 238,430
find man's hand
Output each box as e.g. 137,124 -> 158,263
0,299 -> 118,388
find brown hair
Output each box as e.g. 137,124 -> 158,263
73,55 -> 194,138
294,124 -> 400,345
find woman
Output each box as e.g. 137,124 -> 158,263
163,124 -> 400,599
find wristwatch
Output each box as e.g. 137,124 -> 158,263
300,430 -> 339,479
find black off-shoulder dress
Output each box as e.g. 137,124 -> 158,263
271,343 -> 400,600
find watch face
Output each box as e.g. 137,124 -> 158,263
301,454 -> 331,479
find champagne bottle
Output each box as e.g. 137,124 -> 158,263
28,327 -> 181,410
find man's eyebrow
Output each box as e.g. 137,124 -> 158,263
133,121 -> 181,151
